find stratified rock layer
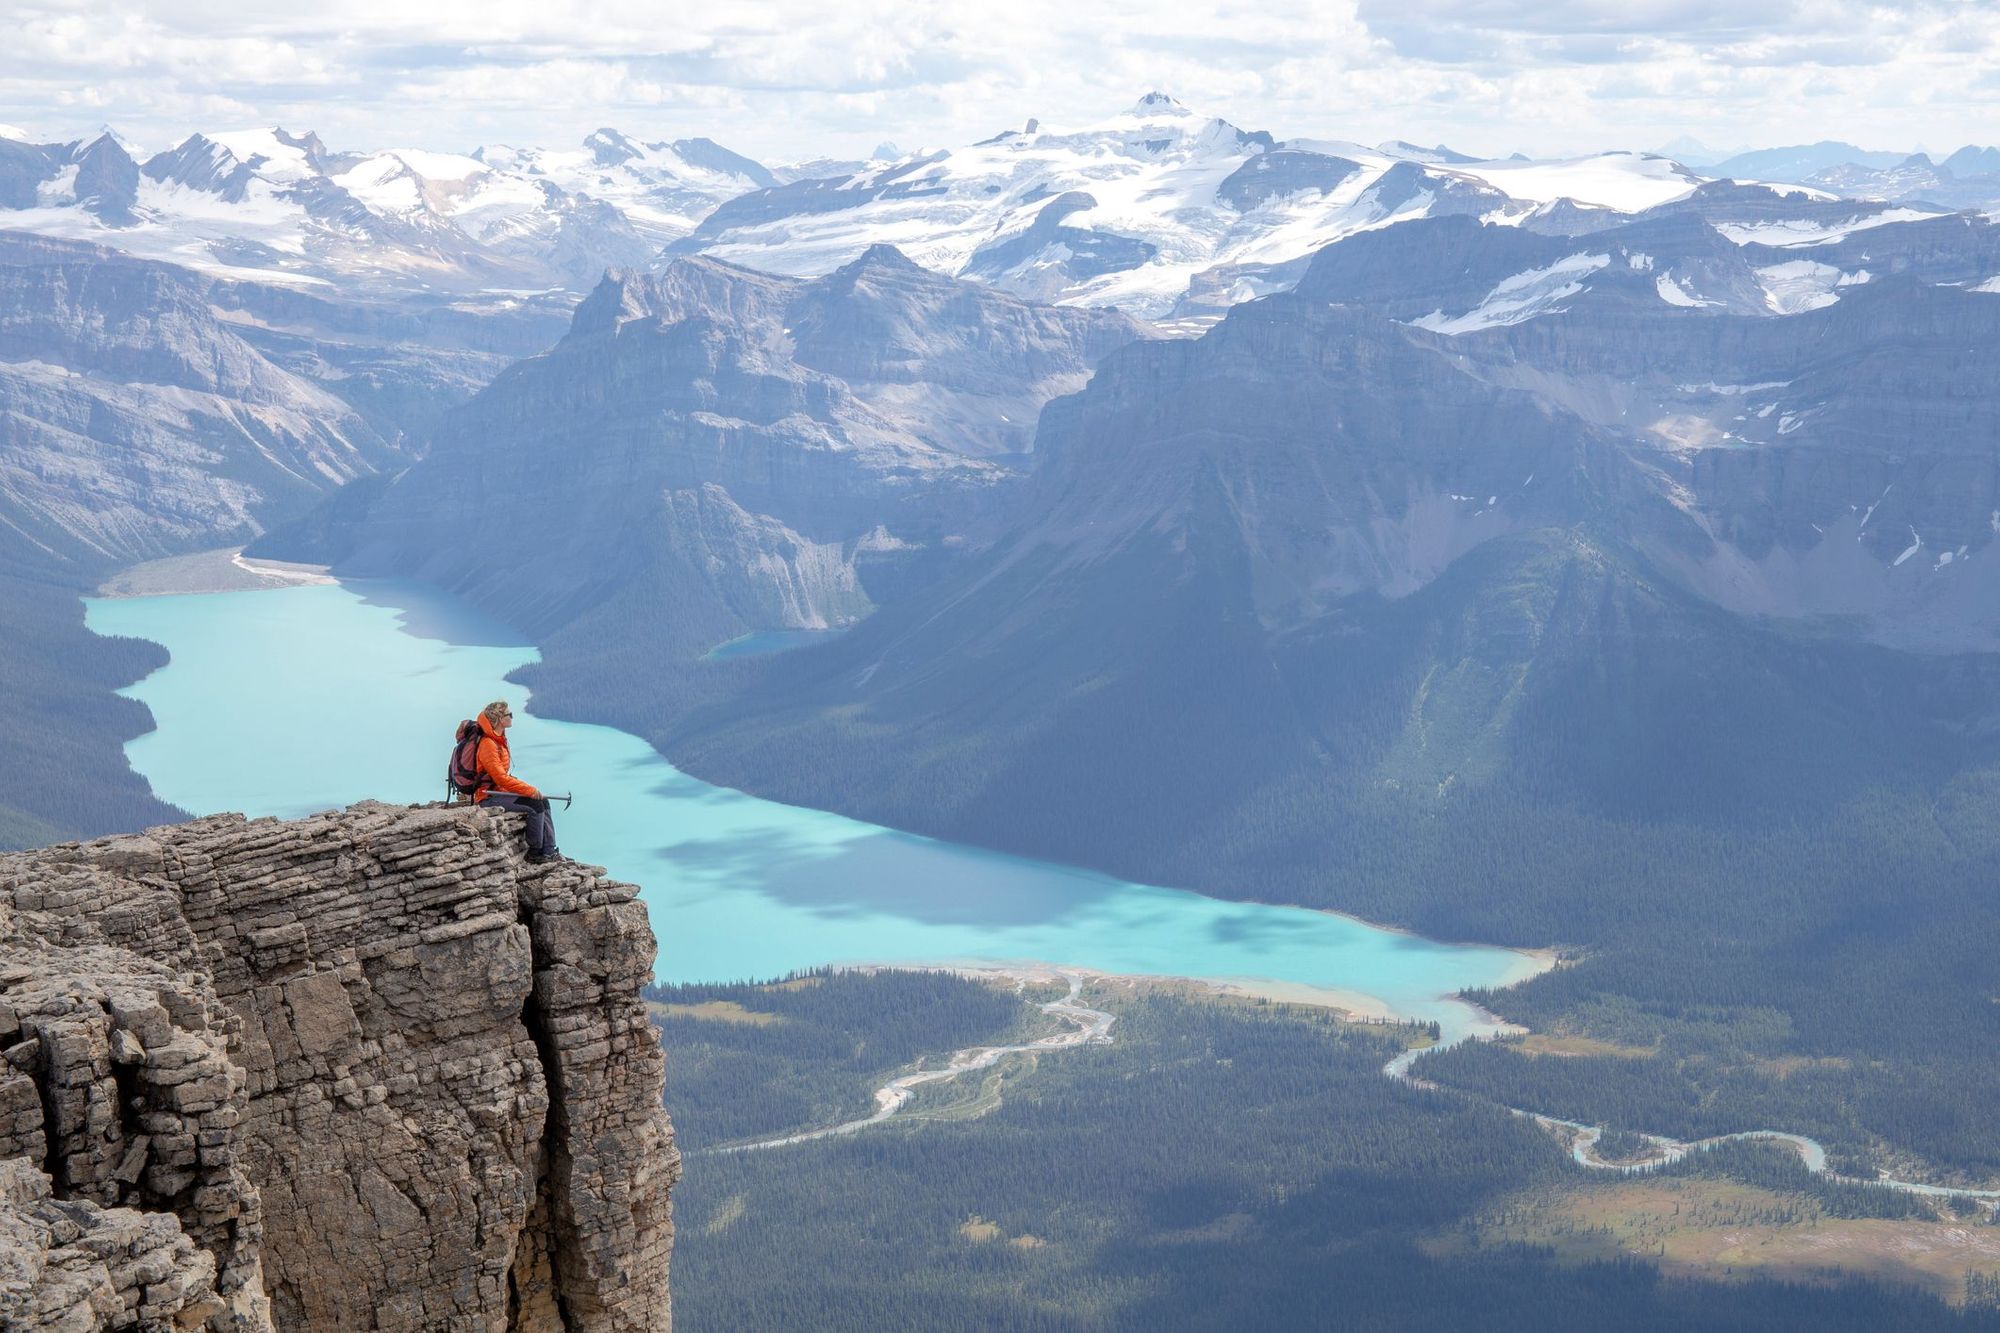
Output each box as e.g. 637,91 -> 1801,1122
0,802 -> 677,1330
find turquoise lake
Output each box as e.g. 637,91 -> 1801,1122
85,579 -> 1545,1042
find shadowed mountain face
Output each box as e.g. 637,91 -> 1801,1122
1304,217 -> 2000,653
638,213 -> 2000,925
0,232 -> 567,569
266,247 -> 1142,655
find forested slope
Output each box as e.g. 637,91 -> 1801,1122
0,538 -> 182,847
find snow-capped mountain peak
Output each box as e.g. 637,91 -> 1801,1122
476,128 -> 776,236
1093,91 -> 1254,144
203,128 -> 330,182
583,127 -> 648,167
0,119 -> 773,293
0,101 -> 1984,322
678,101 -> 1739,319
328,149 -> 496,227
1127,91 -> 1189,116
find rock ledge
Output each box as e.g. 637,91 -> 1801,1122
0,801 -> 677,1330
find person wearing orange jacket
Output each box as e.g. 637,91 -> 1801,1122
473,700 -> 562,864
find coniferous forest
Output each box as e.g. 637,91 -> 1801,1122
658,972 -> 2000,1331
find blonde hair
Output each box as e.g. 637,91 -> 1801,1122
481,700 -> 514,723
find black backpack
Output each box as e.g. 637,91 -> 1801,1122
447,720 -> 486,800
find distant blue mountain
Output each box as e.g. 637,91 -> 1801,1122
1711,141 -> 1910,181
1943,144 -> 2000,177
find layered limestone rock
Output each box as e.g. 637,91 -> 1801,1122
0,802 -> 677,1330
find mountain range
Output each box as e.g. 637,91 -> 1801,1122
1706,141 -> 2000,212
9,98 -> 1991,320
26,87 -> 2000,1321
6,90 -> 2000,1321
630,206 -> 2000,901
222,174 -> 2000,1222
0,124 -> 766,294
7,96 -> 2000,862
269,245 -> 1139,661
244,176 -> 2000,889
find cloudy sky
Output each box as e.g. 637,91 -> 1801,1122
9,0 -> 1999,162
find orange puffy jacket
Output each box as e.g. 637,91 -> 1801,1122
473,713 -> 540,802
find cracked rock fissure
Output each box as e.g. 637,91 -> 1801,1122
0,801 -> 679,1331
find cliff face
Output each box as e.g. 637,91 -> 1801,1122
0,802 -> 677,1330
261,249 -> 1142,661
1292,216 -> 2000,653
0,234 -> 394,570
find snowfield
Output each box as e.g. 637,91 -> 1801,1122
1411,253 -> 1612,334
689,100 -> 1719,317
0,97 -> 1977,315
1443,153 -> 1703,213
1715,208 -> 1936,247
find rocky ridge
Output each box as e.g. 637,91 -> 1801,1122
0,125 -> 771,295
258,247 -> 1141,659
0,802 -> 676,1330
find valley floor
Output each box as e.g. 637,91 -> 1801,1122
658,969 -> 2000,1328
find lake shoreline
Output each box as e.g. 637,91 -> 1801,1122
847,960 -> 1403,1023
87,571 -> 1550,1045
91,557 -> 1563,999
1227,894 -> 1563,982
840,961 -> 1538,1043
97,545 -> 336,598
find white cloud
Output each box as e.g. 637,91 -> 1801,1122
2,0 -> 1997,163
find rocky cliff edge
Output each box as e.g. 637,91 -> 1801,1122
0,802 -> 677,1330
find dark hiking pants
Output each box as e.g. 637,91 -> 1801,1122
478,792 -> 557,858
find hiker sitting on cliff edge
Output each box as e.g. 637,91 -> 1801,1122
472,700 -> 562,864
